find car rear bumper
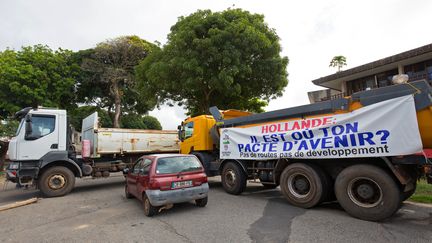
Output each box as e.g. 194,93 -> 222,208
146,183 -> 209,206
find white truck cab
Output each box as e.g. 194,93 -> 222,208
6,107 -> 80,197
9,108 -> 67,161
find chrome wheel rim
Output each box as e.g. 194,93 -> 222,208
224,169 -> 237,188
347,177 -> 383,208
287,173 -> 311,198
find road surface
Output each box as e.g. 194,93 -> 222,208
0,176 -> 431,243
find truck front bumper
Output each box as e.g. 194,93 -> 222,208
146,183 -> 209,206
6,162 -> 39,184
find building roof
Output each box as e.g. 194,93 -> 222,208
312,43 -> 432,89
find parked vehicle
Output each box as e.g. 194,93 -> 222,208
6,109 -> 179,197
177,80 -> 432,221
124,154 -> 209,216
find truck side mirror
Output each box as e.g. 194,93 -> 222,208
25,114 -> 32,123
122,168 -> 130,175
25,118 -> 33,139
177,125 -> 184,142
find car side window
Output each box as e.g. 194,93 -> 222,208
133,159 -> 143,174
141,159 -> 153,175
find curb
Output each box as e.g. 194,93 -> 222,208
405,201 -> 432,208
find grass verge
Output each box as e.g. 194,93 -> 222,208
409,179 -> 432,204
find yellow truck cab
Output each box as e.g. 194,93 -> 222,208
178,110 -> 251,175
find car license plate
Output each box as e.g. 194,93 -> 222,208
172,180 -> 192,189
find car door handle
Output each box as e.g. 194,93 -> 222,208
50,144 -> 58,149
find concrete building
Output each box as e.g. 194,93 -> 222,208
308,43 -> 432,103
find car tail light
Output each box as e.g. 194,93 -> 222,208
159,182 -> 171,191
193,175 -> 208,186
149,179 -> 160,190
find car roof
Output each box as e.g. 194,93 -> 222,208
143,154 -> 196,159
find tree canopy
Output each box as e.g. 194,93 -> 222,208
136,9 -> 289,116
68,106 -> 162,131
329,55 -> 347,72
0,45 -> 79,118
77,36 -> 159,127
121,113 -> 162,130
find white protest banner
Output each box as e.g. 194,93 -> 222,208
220,95 -> 423,160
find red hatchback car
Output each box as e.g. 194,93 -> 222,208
124,154 -> 209,216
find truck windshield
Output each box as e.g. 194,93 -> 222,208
156,156 -> 202,174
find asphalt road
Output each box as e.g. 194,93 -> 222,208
0,175 -> 431,243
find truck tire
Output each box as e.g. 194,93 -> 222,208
192,152 -> 212,175
221,161 -> 247,195
334,164 -> 401,221
38,166 -> 75,197
280,163 -> 327,208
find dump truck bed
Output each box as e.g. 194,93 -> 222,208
211,80 -> 432,149
81,113 -> 179,158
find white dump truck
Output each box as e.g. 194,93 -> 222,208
6,108 -> 179,197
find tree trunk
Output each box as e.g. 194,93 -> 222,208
112,81 -> 122,128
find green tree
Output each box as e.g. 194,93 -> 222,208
69,106 -> 162,131
121,113 -> 162,130
136,9 -> 289,116
77,36 -> 159,128
0,119 -> 19,138
0,45 -> 79,118
329,55 -> 347,72
68,106 -> 113,131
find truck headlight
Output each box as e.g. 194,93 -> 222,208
8,162 -> 19,170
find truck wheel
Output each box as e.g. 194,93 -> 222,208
221,161 -> 247,195
142,194 -> 158,217
125,184 -> 133,199
334,164 -> 401,221
280,163 -> 327,208
38,166 -> 75,197
192,152 -> 210,173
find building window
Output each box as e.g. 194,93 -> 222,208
376,69 -> 398,87
404,60 -> 432,81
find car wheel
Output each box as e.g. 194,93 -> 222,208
334,164 -> 401,221
125,185 -> 133,199
195,196 -> 208,207
280,163 -> 327,208
142,194 -> 158,217
221,161 -> 247,195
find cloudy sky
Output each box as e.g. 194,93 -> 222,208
1,0 -> 431,129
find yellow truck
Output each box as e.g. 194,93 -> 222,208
178,80 -> 432,221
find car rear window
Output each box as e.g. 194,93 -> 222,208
156,156 -> 202,174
